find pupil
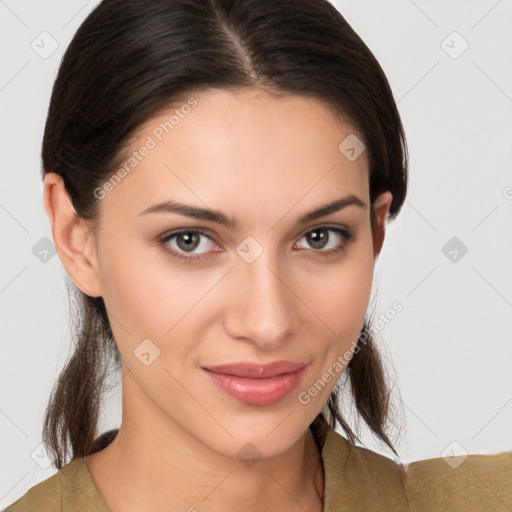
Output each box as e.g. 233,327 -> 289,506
308,229 -> 327,249
178,232 -> 198,251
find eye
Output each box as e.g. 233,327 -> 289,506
294,226 -> 353,259
157,225 -> 354,263
157,228 -> 218,263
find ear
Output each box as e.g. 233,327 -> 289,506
43,172 -> 102,297
371,190 -> 393,260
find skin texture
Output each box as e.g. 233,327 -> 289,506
43,87 -> 393,512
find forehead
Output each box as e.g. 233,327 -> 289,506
98,87 -> 369,226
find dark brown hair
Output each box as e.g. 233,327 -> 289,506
41,0 -> 408,469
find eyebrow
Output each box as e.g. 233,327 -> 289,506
139,194 -> 366,230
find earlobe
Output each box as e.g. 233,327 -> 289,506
43,172 -> 102,297
371,191 -> 393,259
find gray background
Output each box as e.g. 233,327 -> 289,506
1,0 -> 511,507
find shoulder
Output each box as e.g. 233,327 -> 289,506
3,458 -> 110,512
322,428 -> 512,512
3,465 -> 63,512
403,449 -> 512,511
322,428 -> 410,511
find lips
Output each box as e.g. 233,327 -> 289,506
201,361 -> 308,406
202,361 -> 307,379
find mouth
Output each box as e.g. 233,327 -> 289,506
201,361 -> 308,406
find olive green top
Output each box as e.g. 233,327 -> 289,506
4,427 -> 512,511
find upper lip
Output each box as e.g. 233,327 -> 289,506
202,361 -> 307,379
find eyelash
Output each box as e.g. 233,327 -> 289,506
157,225 -> 354,264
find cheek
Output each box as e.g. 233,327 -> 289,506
96,236 -> 178,337
303,241 -> 374,337
97,236 -> 219,361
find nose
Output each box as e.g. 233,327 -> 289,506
223,251 -> 299,351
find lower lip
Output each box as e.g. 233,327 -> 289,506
201,367 -> 307,406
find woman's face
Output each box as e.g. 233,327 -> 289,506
85,87 -> 391,458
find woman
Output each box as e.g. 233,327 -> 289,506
5,0 -> 511,511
